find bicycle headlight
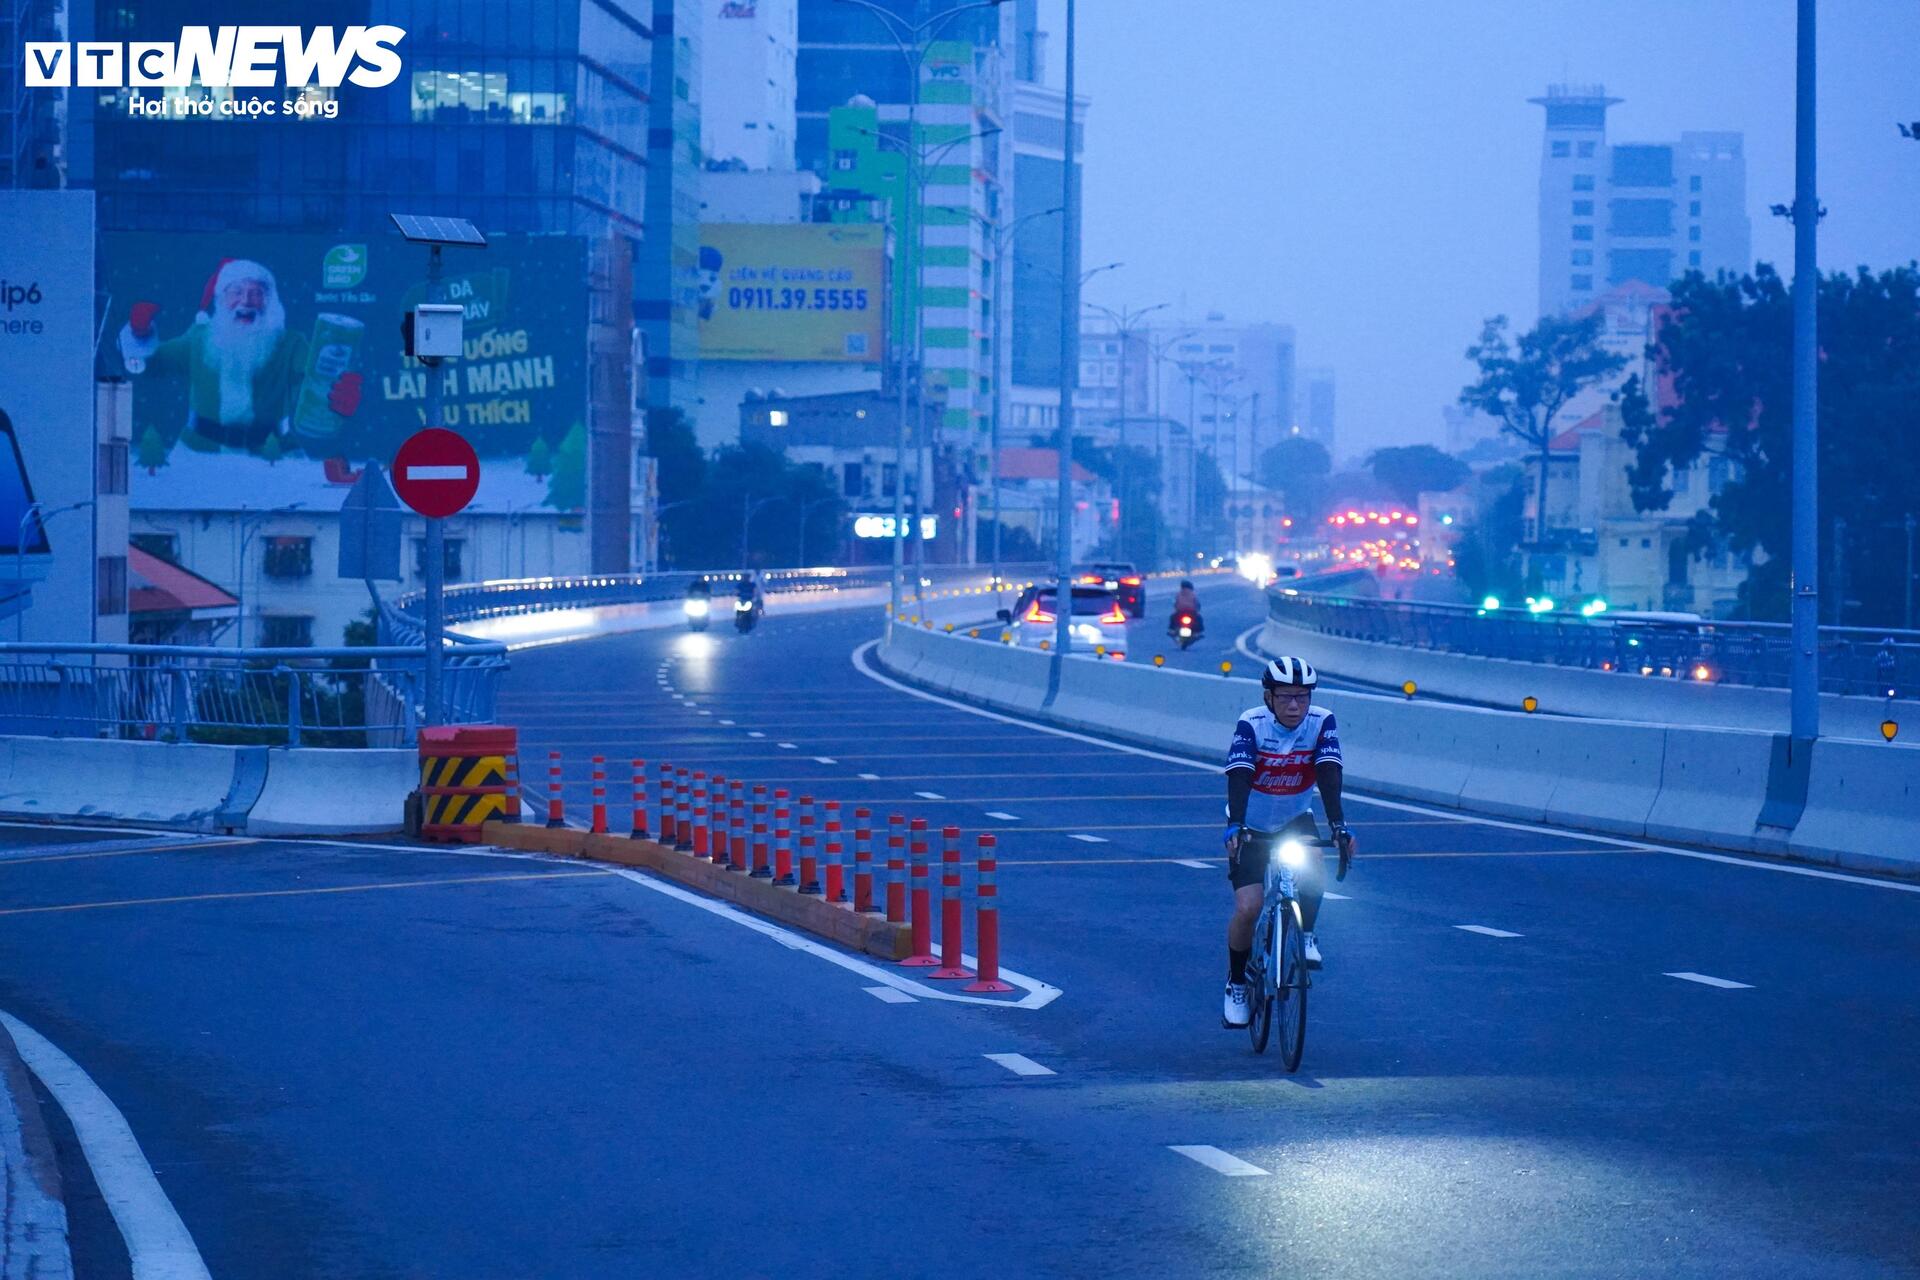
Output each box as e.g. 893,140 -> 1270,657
1277,840 -> 1308,868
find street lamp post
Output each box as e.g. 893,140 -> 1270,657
1788,0 -> 1820,743
1083,300 -> 1169,564
740,494 -> 782,571
835,0 -> 1008,630
796,496 -> 841,568
12,501 -> 93,642
1050,0 -> 1080,683
973,204 -> 1062,597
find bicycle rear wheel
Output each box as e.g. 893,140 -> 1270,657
1247,911 -> 1273,1054
1277,907 -> 1308,1071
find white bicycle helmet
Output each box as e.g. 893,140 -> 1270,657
1261,656 -> 1319,690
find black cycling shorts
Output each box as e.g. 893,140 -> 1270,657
1228,814 -> 1322,891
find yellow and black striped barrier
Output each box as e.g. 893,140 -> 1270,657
418,725 -> 518,843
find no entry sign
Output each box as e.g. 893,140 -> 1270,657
393,428 -> 481,519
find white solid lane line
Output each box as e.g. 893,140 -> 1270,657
1069,834 -> 1108,844
1665,971 -> 1753,989
0,1011 -> 212,1279
1175,859 -> 1212,869
1455,925 -> 1523,938
865,986 -> 917,1004
915,791 -> 946,800
985,811 -> 1021,821
851,639 -> 1920,897
984,1052 -> 1056,1077
1168,1145 -> 1269,1177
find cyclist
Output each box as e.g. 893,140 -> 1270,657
1220,655 -> 1356,1029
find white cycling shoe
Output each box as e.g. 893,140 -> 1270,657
1302,932 -> 1323,970
1222,982 -> 1250,1028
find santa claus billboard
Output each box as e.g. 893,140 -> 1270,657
99,233 -> 588,476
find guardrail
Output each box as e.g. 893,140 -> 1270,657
0,640 -> 507,747
1268,591 -> 1917,700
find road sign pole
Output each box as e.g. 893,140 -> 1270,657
425,244 -> 446,727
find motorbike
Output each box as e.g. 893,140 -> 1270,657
734,598 -> 759,633
683,596 -> 711,632
1169,611 -> 1203,650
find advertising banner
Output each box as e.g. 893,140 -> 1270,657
698,224 -> 885,363
98,232 -> 588,469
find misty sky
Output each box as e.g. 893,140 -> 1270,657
1037,1 -> 1920,465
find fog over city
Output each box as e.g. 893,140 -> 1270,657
1062,0 -> 1920,459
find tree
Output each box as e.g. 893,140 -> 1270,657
1460,312 -> 1626,546
544,423 -> 587,511
1258,437 -> 1332,522
1365,444 -> 1469,507
259,433 -> 284,465
525,435 -> 552,479
1619,264 -> 1920,623
1453,463 -> 1529,604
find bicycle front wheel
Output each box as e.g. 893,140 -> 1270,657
1277,907 -> 1308,1072
1248,911 -> 1273,1054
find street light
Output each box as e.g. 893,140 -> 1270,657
12,501 -> 92,642
1050,0 -> 1081,675
972,203 -> 1064,596
1083,300 -> 1169,564
795,496 -> 842,568
235,503 -> 304,648
740,494 -> 783,570
834,0 -> 1010,627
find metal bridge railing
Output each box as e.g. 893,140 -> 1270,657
0,641 -> 509,748
1267,591 -> 1918,701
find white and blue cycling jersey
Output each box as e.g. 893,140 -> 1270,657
1224,703 -> 1342,832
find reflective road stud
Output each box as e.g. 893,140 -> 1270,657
798,795 -> 822,894
545,751 -> 565,828
853,808 -> 876,912
964,834 -> 1014,993
885,816 -> 907,923
773,790 -> 795,885
930,825 -> 975,980
750,785 -> 771,877
902,817 -> 939,966
823,801 -> 846,902
629,758 -> 648,839
589,756 -> 608,835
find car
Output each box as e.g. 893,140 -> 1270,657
999,585 -> 1130,657
1076,561 -> 1145,617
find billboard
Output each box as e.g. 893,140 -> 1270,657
1,191 -> 97,641
697,224 -> 885,363
98,232 -> 588,469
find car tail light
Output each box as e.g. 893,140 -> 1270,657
1101,604 -> 1127,624
1121,576 -> 1142,586
1078,574 -> 1102,584
1024,603 -> 1054,624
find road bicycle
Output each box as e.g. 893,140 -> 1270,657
1241,832 -> 1339,1071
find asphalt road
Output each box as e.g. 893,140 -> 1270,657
1,600 -> 1916,1277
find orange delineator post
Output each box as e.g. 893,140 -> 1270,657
885,815 -> 907,923
729,779 -> 748,871
709,774 -> 730,866
773,790 -> 795,885
691,771 -> 709,856
930,825 -> 974,980
659,765 -> 678,846
902,817 -> 939,966
823,801 -> 845,903
675,768 -> 693,851
750,785 -> 771,878
502,752 -> 522,824
963,833 -> 1014,993
629,759 -> 648,838
590,756 -> 608,835
546,751 -> 565,828
853,808 -> 876,913
797,794 -> 821,895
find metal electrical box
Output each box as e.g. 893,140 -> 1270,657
410,303 -> 465,359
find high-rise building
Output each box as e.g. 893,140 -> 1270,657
702,0 -> 798,171
640,0 -> 705,419
1301,367 -> 1335,455
1532,84 -> 1750,318
0,0 -> 65,187
1150,316 -> 1295,487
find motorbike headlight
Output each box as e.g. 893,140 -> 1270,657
735,599 -> 753,612
1277,840 -> 1308,869
684,599 -> 709,617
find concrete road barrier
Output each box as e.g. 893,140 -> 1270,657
1789,739 -> 1920,875
0,735 -> 254,830
1645,726 -> 1772,851
246,748 -> 416,836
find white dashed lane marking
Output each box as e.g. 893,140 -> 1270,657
778,742 -> 798,750
865,986 -> 918,1004
814,756 -> 838,765
1455,925 -> 1523,938
719,719 -> 736,726
984,1053 -> 1055,1077
1666,971 -> 1753,990
1175,859 -> 1211,869
915,791 -> 945,800
985,811 -> 1020,821
1168,1146 -> 1269,1177
1069,834 -> 1108,844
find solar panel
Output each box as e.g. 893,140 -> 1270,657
388,213 -> 487,247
